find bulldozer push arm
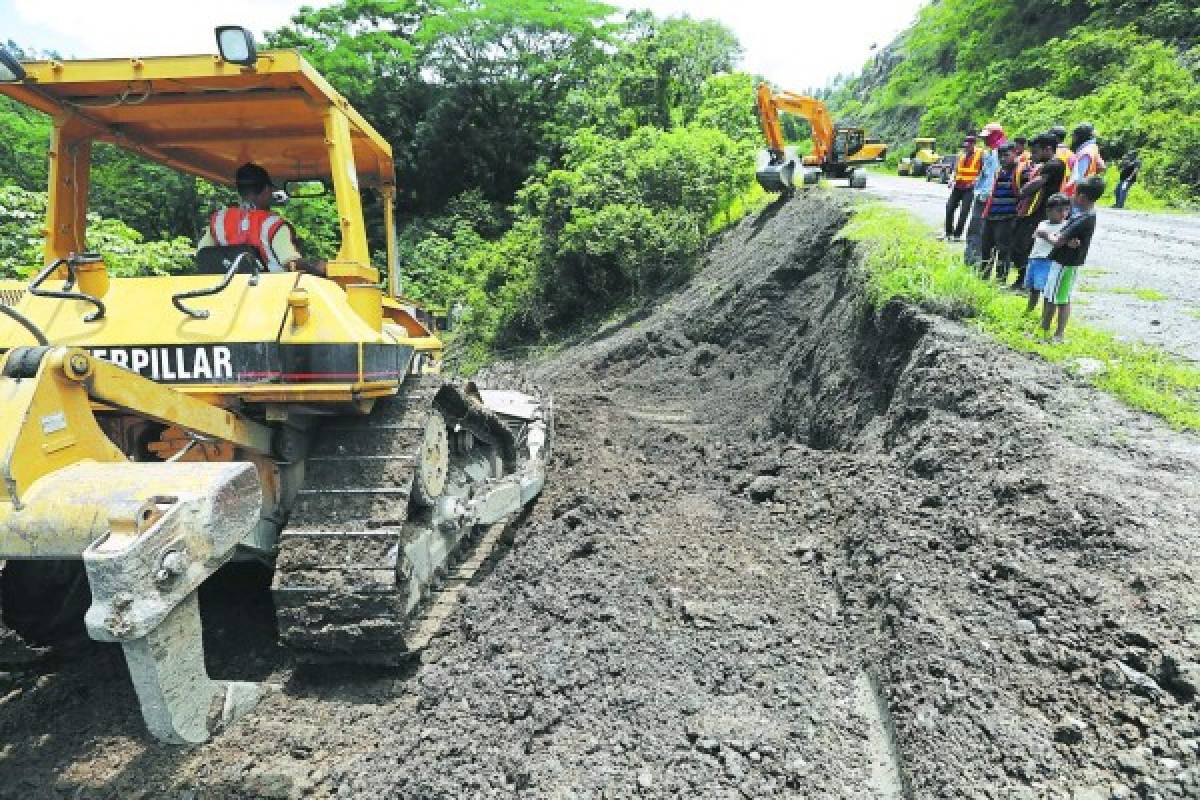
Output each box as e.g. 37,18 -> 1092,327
0,346 -> 271,742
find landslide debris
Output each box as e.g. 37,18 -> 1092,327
1,192 -> 1198,800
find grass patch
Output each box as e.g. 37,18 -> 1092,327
842,202 -> 1200,431
840,203 -> 993,317
708,182 -> 772,235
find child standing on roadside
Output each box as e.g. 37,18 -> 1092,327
1024,193 -> 1070,314
1041,177 -> 1105,343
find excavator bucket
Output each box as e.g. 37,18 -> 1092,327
755,150 -> 820,193
756,155 -> 796,193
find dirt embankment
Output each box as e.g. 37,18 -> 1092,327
1,191 -> 1198,799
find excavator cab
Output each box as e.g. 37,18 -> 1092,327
0,30 -> 550,744
836,128 -> 867,161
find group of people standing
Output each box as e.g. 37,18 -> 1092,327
941,122 -> 1107,342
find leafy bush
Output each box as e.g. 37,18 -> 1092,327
0,184 -> 192,279
440,122 -> 746,353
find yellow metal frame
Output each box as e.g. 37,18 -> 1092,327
0,348 -> 271,504
0,51 -> 397,286
0,49 -> 444,409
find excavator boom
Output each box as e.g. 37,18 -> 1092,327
756,84 -> 834,164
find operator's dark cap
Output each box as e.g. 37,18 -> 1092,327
235,162 -> 275,191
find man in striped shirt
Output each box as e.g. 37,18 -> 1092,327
980,142 -> 1019,282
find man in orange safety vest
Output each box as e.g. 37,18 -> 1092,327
197,163 -> 326,276
943,135 -> 981,241
1063,123 -> 1106,198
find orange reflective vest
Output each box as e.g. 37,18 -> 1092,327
1077,141 -> 1105,178
209,207 -> 288,272
954,150 -> 983,186
1055,144 -> 1076,174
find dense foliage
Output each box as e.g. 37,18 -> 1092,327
0,185 -> 193,278
269,2 -> 754,352
824,0 -> 1200,205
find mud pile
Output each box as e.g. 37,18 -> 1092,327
1,192 -> 1197,799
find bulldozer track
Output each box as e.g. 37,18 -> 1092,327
271,376 -> 520,665
272,376 -> 443,664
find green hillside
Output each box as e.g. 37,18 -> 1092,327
824,0 -> 1200,206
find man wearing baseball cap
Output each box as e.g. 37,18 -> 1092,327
197,163 -> 326,276
964,122 -> 1007,267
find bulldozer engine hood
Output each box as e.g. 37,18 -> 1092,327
0,273 -> 423,396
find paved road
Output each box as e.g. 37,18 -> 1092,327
863,172 -> 1200,362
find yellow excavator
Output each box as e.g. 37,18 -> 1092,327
0,30 -> 549,744
754,83 -> 887,193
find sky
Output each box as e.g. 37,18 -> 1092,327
1,0 -> 926,89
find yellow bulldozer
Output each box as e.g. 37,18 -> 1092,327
898,137 -> 939,177
0,30 -> 549,744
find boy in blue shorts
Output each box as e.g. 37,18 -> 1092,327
1024,193 -> 1070,313
1041,177 -> 1104,343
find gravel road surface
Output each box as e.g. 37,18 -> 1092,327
864,172 -> 1200,362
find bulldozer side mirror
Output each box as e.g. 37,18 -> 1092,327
0,48 -> 27,83
284,180 -> 327,199
215,26 -> 258,68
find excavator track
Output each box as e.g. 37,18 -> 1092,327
271,376 -> 444,664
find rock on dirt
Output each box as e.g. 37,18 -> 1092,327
1,191 -> 1198,799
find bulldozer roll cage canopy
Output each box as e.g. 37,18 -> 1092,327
0,51 -> 395,189
0,50 -> 398,280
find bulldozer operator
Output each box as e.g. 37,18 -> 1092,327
197,162 -> 327,276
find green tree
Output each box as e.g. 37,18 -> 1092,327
270,0 -> 615,214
